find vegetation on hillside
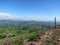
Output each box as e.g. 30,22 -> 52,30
0,21 -> 50,45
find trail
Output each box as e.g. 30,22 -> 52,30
24,30 -> 53,45
40,30 -> 53,45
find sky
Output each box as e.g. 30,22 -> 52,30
0,0 -> 60,21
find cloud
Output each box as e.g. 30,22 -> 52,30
0,12 -> 41,21
0,12 -> 13,19
0,12 -> 58,21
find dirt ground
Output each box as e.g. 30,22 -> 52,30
24,30 -> 53,45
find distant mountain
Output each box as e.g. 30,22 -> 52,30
0,19 -> 60,27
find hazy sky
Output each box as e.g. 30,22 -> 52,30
0,0 -> 60,21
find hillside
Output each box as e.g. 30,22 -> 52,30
0,20 -> 60,45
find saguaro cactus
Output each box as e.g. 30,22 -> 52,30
49,21 -> 51,28
55,17 -> 56,28
42,25 -> 43,33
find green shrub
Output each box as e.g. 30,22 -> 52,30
14,38 -> 23,45
27,32 -> 38,41
0,34 -> 6,39
46,39 -> 52,45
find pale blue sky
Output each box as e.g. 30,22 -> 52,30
0,0 -> 60,21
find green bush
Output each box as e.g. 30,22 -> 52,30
14,38 -> 23,45
0,34 -> 6,39
27,32 -> 38,41
46,39 -> 52,45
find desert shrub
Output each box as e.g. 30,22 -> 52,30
27,32 -> 38,41
0,34 -> 6,39
46,39 -> 52,45
14,38 -> 23,45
